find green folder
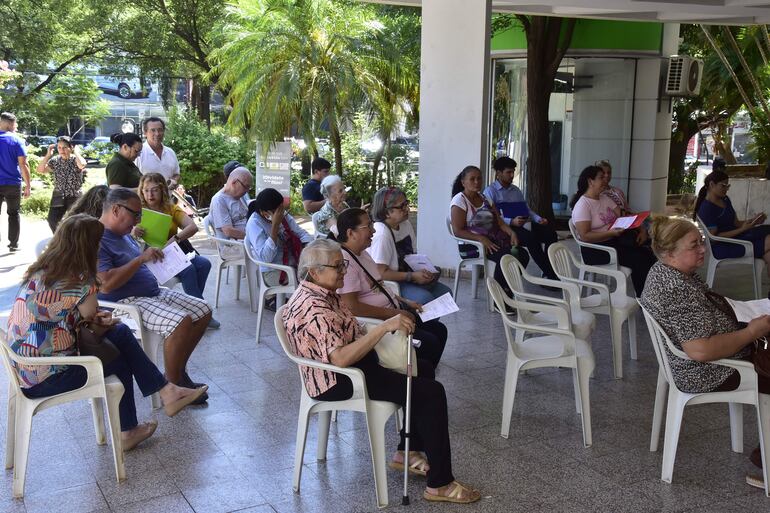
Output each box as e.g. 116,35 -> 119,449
138,209 -> 172,248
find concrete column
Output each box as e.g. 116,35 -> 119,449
627,23 -> 680,212
416,0 -> 491,269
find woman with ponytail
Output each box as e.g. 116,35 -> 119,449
105,132 -> 143,189
694,170 -> 770,276
570,165 -> 656,296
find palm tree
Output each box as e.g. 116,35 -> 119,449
211,0 -> 377,176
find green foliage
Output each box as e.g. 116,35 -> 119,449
165,108 -> 254,205
402,176 -> 418,206
81,142 -> 117,165
20,189 -> 51,217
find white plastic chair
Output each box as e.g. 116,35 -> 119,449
446,216 -> 494,312
486,278 -> 595,447
311,211 -> 328,239
568,219 -> 632,283
1,329 -> 126,498
243,231 -> 299,343
203,215 -> 251,308
696,216 -> 764,299
640,306 -> 770,493
548,242 -> 639,379
499,254 -> 595,342
274,306 -> 400,509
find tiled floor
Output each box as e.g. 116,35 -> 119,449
1,223 -> 770,512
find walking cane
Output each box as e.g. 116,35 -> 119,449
402,333 -> 414,505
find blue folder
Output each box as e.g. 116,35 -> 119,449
499,201 -> 530,219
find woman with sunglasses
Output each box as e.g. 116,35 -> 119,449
37,136 -> 87,232
369,186 -> 451,304
694,170 -> 770,277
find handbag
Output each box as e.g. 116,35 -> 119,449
75,320 -> 120,366
372,328 -> 418,376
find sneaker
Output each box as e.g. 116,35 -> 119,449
207,317 -> 221,329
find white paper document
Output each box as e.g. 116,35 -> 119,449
144,241 -> 192,285
725,298 -> 770,323
610,215 -> 637,230
404,254 -> 438,273
418,292 -> 460,322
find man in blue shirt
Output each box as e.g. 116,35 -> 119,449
0,112 -> 31,251
97,188 -> 212,399
301,157 -> 331,213
483,156 -> 558,280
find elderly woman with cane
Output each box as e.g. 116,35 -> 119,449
282,239 -> 480,504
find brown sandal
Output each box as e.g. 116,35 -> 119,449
423,480 -> 481,504
389,451 -> 429,477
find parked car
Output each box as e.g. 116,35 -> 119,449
94,75 -> 151,99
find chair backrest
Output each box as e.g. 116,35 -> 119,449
202,215 -> 215,238
0,328 -> 25,394
499,255 -> 539,325
695,216 -> 716,261
567,220 -> 587,263
311,211 -> 327,239
639,305 -> 682,387
548,242 -> 579,280
274,305 -> 320,397
35,237 -> 52,258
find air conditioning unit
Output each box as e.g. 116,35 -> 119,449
666,55 -> 703,97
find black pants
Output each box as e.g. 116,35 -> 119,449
413,318 -> 447,369
315,352 -> 454,489
513,223 -> 558,279
0,184 -> 21,247
47,194 -> 80,233
580,232 -> 656,296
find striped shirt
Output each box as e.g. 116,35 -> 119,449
282,280 -> 364,397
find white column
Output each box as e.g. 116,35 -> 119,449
627,23 -> 680,212
416,0 -> 491,269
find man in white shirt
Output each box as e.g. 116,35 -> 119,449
137,117 -> 181,186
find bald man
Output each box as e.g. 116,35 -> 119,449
209,167 -> 252,240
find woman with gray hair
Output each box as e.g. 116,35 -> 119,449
313,175 -> 350,237
368,186 -> 451,304
283,239 -> 481,504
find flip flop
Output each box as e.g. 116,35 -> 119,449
389,452 -> 429,476
164,385 -> 209,417
423,480 -> 481,504
122,420 -> 157,452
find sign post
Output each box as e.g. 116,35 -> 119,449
255,141 -> 292,206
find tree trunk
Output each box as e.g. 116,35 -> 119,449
370,145 -> 385,195
197,83 -> 211,129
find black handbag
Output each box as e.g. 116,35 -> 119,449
75,320 -> 120,366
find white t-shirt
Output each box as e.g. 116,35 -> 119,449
571,195 -> 619,234
137,142 -> 180,183
450,192 -> 489,225
209,189 -> 248,239
367,220 -> 416,271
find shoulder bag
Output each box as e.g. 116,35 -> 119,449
75,320 -> 120,366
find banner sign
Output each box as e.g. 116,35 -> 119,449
255,141 -> 292,206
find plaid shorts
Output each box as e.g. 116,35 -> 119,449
119,289 -> 212,338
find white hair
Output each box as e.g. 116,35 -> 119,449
297,239 -> 341,281
320,175 -> 343,199
229,167 -> 252,183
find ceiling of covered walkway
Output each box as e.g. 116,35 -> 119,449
370,1 -> 770,25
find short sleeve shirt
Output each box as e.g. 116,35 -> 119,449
698,197 -> 738,233
163,204 -> 189,240
315,201 -> 349,236
48,156 -> 84,197
640,262 -> 751,393
367,220 -> 416,271
97,228 -> 160,301
571,195 -> 618,233
106,153 -> 142,188
6,272 -> 96,387
282,281 -> 365,396
301,179 -> 323,202
0,131 -> 26,185
337,249 -> 394,309
209,189 -> 248,238
136,143 -> 180,183
601,186 -> 629,212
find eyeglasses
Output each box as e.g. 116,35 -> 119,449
391,201 -> 410,211
118,204 -> 142,220
682,237 -> 706,251
320,261 -> 349,273
355,223 -> 374,231
234,178 -> 250,191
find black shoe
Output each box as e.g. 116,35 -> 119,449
178,371 -> 209,404
750,446 -> 763,470
8,244 -> 18,252
264,296 -> 277,312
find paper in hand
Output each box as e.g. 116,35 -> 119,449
610,211 -> 649,230
404,254 -> 438,273
418,292 -> 460,322
725,298 -> 770,323
144,241 -> 192,285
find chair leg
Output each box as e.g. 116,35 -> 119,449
215,265 -> 223,308
452,263 -> 462,300
756,394 -> 770,497
485,261 -> 495,313
331,410 -> 338,423
316,411 -> 331,461
628,312 -> 638,361
661,393 -> 686,483
575,357 -> 594,448
235,265 -> 242,301
90,398 -> 107,445
609,312 -> 624,379
754,260 -> 764,300
104,387 -> 126,482
572,368 -> 582,414
650,371 -> 667,452
293,399 -> 312,493
471,265 -> 479,299
11,402 -> 34,498
500,351 -> 521,439
5,388 -> 16,470
366,407 -> 392,509
255,285 -> 268,344
728,403 -> 744,453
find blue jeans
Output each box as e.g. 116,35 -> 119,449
399,280 -> 452,305
22,323 -> 167,431
175,255 -> 212,299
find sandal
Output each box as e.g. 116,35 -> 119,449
389,451 -> 429,476
746,474 -> 765,490
423,481 -> 481,504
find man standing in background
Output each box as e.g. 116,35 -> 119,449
137,117 -> 181,187
0,112 -> 31,252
